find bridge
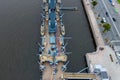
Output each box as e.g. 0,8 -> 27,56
61,72 -> 97,80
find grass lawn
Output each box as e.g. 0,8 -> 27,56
118,0 -> 120,4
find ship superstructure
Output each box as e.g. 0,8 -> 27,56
38,0 -> 67,79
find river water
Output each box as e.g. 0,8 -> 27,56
0,0 -> 95,80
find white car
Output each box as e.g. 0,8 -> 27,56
102,17 -> 106,23
100,68 -> 109,80
111,2 -> 115,6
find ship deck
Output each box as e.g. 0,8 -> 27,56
41,7 -> 66,80
42,62 -> 64,80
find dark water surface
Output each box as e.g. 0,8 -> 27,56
0,0 -> 95,80
62,0 -> 95,72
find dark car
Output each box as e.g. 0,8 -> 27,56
106,12 -> 109,17
112,17 -> 116,22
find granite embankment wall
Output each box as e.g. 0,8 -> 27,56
82,0 -> 104,47
82,0 -> 105,74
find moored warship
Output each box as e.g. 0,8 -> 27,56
38,0 -> 68,79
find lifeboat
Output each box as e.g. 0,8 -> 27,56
41,24 -> 45,36
61,24 -> 65,35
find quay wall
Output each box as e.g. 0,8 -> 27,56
82,0 -> 106,74
82,0 -> 104,47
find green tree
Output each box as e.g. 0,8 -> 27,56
91,0 -> 98,8
102,23 -> 111,33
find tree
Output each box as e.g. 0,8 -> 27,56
102,23 -> 111,33
91,0 -> 98,8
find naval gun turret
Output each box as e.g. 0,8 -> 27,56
40,65 -> 46,71
38,61 -> 46,71
37,42 -> 45,54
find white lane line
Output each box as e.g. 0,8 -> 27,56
101,0 -> 120,38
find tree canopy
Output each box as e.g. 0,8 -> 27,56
91,0 -> 98,7
103,23 -> 111,33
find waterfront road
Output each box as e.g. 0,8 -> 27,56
102,0 -> 120,39
91,0 -> 120,41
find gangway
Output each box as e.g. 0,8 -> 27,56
61,7 -> 78,11
61,72 -> 96,79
